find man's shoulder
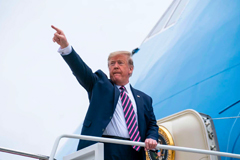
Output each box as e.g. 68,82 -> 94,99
94,69 -> 109,79
94,70 -> 114,85
131,87 -> 152,100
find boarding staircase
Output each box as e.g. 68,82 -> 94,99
1,110 -> 240,160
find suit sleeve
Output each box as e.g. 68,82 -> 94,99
145,97 -> 159,141
61,47 -> 98,93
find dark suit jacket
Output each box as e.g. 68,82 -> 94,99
62,47 -> 158,157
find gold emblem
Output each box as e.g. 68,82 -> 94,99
146,125 -> 175,160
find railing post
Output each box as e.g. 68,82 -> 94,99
63,143 -> 104,160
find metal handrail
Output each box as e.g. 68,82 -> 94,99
49,134 -> 240,160
0,146 -> 51,160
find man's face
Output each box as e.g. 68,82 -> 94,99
108,54 -> 133,86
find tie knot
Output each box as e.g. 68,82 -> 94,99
120,86 -> 126,92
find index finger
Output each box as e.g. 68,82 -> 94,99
51,25 -> 61,33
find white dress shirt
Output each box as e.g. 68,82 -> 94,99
58,45 -> 72,55
103,84 -> 138,138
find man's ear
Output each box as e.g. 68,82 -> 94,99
129,66 -> 134,75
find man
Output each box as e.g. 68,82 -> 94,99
52,25 -> 158,160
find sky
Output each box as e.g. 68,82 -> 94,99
0,0 -> 172,159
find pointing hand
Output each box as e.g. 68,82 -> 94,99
51,25 -> 69,49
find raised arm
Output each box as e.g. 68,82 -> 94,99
51,25 -> 97,93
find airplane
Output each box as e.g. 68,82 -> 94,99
130,0 -> 240,159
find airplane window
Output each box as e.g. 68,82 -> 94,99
144,0 -> 189,42
147,0 -> 179,39
165,0 -> 189,27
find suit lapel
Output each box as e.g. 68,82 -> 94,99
130,85 -> 144,139
109,79 -> 120,113
113,85 -> 120,112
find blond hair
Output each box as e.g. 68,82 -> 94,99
108,51 -> 134,67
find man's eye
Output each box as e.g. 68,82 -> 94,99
118,61 -> 124,65
110,62 -> 115,65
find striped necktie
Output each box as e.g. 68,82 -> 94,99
120,86 -> 141,151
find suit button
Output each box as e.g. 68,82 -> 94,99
110,116 -> 112,119
102,129 -> 104,132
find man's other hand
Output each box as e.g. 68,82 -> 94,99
144,138 -> 157,150
51,25 -> 69,49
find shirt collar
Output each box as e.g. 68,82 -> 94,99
116,83 -> 130,93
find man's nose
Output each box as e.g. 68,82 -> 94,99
113,63 -> 119,68
114,66 -> 119,69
